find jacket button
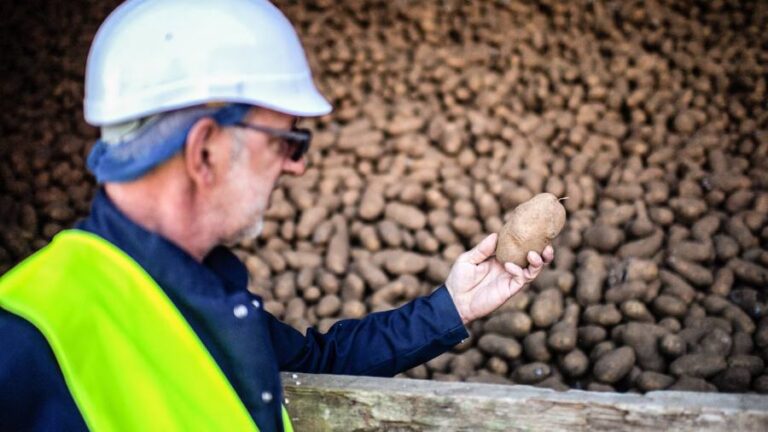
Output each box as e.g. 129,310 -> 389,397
252,299 -> 261,309
261,391 -> 273,403
233,304 -> 248,319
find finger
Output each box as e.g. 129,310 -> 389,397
526,251 -> 543,268
463,233 -> 498,265
523,263 -> 543,281
504,262 -> 527,286
505,263 -> 529,296
542,245 -> 555,264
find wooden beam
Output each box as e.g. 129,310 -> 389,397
280,373 -> 768,431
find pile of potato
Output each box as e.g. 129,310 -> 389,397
0,0 -> 766,394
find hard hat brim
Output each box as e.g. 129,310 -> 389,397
243,82 -> 333,118
85,77 -> 333,126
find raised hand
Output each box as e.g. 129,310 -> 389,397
445,233 -> 554,325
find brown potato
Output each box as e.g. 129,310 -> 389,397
531,268 -> 575,294
756,317 -> 768,348
495,193 -> 566,266
513,362 -> 551,384
383,251 -> 428,275
696,328 -> 732,356
560,349 -> 589,378
325,216 -> 350,274
732,332 -> 755,356
548,321 -> 578,353
653,295 -> 688,318
523,331 -> 551,362
618,229 -> 664,258
620,300 -> 654,322
669,353 -> 727,378
637,371 -> 675,391
576,250 -> 607,305
659,270 -> 696,304
450,349 -> 484,379
384,202 -> 427,231
530,288 -> 564,328
722,305 -> 756,333
659,334 -> 686,358
478,334 -> 522,360
728,355 -> 765,377
341,300 -> 366,319
315,294 -> 342,318
728,258 -> 768,286
622,323 -> 667,372
486,356 -> 509,376
577,325 -> 607,348
666,256 -> 714,287
669,376 -> 718,392
604,281 -> 647,304
583,304 -> 622,327
669,240 -> 715,262
583,224 -> 625,252
713,367 -> 752,393
593,346 -> 636,384
483,311 -> 532,338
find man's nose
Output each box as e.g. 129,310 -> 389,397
282,156 -> 306,175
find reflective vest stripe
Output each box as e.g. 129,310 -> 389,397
0,230 -> 292,431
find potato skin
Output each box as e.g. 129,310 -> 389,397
669,353 -> 727,378
593,346 -> 636,384
637,371 -> 675,391
496,193 -> 567,266
514,362 -> 551,384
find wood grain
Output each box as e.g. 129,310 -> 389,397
281,373 -> 768,431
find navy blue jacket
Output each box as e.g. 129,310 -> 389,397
0,190 -> 468,431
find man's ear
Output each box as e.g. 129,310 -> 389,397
184,117 -> 222,188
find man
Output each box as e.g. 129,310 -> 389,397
0,0 -> 553,431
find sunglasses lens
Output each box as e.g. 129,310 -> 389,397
289,140 -> 308,161
288,128 -> 311,161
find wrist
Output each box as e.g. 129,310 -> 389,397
445,283 -> 470,325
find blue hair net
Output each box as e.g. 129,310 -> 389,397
87,104 -> 251,183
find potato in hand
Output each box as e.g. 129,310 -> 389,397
495,193 -> 566,267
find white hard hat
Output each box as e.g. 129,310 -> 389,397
84,0 -> 332,126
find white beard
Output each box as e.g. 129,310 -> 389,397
224,216 -> 265,247
221,139 -> 269,247
242,217 -> 265,241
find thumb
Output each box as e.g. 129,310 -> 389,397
462,233 -> 498,265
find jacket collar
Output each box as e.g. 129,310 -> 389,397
75,188 -> 249,297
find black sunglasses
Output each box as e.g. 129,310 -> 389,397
233,122 -> 312,161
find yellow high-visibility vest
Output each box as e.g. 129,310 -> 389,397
0,229 -> 293,432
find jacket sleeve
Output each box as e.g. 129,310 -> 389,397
268,285 -> 469,376
0,310 -> 88,431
